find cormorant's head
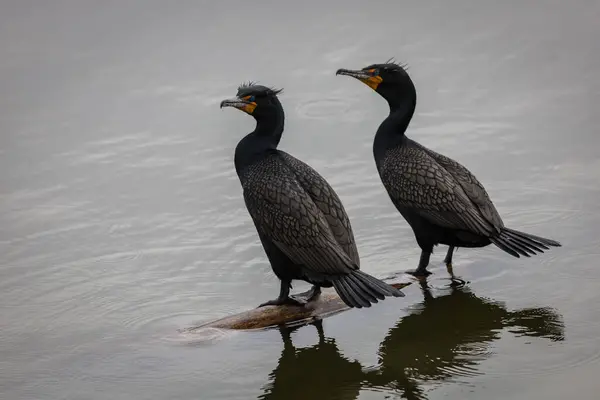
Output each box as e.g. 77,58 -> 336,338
336,60 -> 415,108
220,83 -> 283,120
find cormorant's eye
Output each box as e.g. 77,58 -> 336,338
248,95 -> 256,102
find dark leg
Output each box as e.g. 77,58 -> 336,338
258,280 -> 308,307
418,280 -> 434,302
443,246 -> 466,287
278,319 -> 325,348
279,325 -> 294,347
277,325 -> 299,358
313,319 -> 325,343
407,246 -> 433,277
291,285 -> 322,303
444,246 -> 455,265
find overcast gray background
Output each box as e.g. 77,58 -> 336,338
1,1 -> 599,399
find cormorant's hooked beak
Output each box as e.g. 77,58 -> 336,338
336,68 -> 383,90
220,97 -> 257,115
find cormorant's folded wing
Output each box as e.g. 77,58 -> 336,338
380,146 -> 496,236
278,151 -> 360,266
242,156 -> 357,275
417,143 -> 504,231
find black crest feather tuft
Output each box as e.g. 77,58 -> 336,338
384,57 -> 409,70
363,58 -> 409,72
237,82 -> 283,98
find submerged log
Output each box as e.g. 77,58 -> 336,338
182,276 -> 414,332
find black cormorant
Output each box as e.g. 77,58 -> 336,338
336,62 -> 561,277
220,83 -> 404,308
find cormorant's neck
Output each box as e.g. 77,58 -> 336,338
234,104 -> 285,174
373,87 -> 417,166
384,97 -> 416,134
254,107 -> 285,147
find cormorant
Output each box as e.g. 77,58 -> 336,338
336,62 -> 561,277
220,83 -> 404,308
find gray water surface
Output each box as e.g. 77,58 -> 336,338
1,1 -> 599,399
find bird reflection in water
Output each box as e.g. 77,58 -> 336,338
258,282 -> 564,400
258,319 -> 364,400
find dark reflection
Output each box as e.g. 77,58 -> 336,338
258,320 -> 363,400
259,282 -> 564,400
366,281 -> 565,399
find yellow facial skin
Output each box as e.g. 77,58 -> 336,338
361,69 -> 383,90
240,96 -> 257,114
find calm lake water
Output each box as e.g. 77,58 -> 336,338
1,1 -> 599,399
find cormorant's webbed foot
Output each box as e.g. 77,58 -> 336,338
257,281 -> 323,307
258,296 -> 307,308
258,280 -> 308,307
293,285 -> 322,303
406,248 -> 432,278
406,268 -> 432,278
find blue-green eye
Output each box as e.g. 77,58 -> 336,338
249,95 -> 256,102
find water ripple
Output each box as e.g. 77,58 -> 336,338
484,339 -> 600,378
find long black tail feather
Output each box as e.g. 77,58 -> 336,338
491,227 -> 561,258
332,270 -> 404,308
